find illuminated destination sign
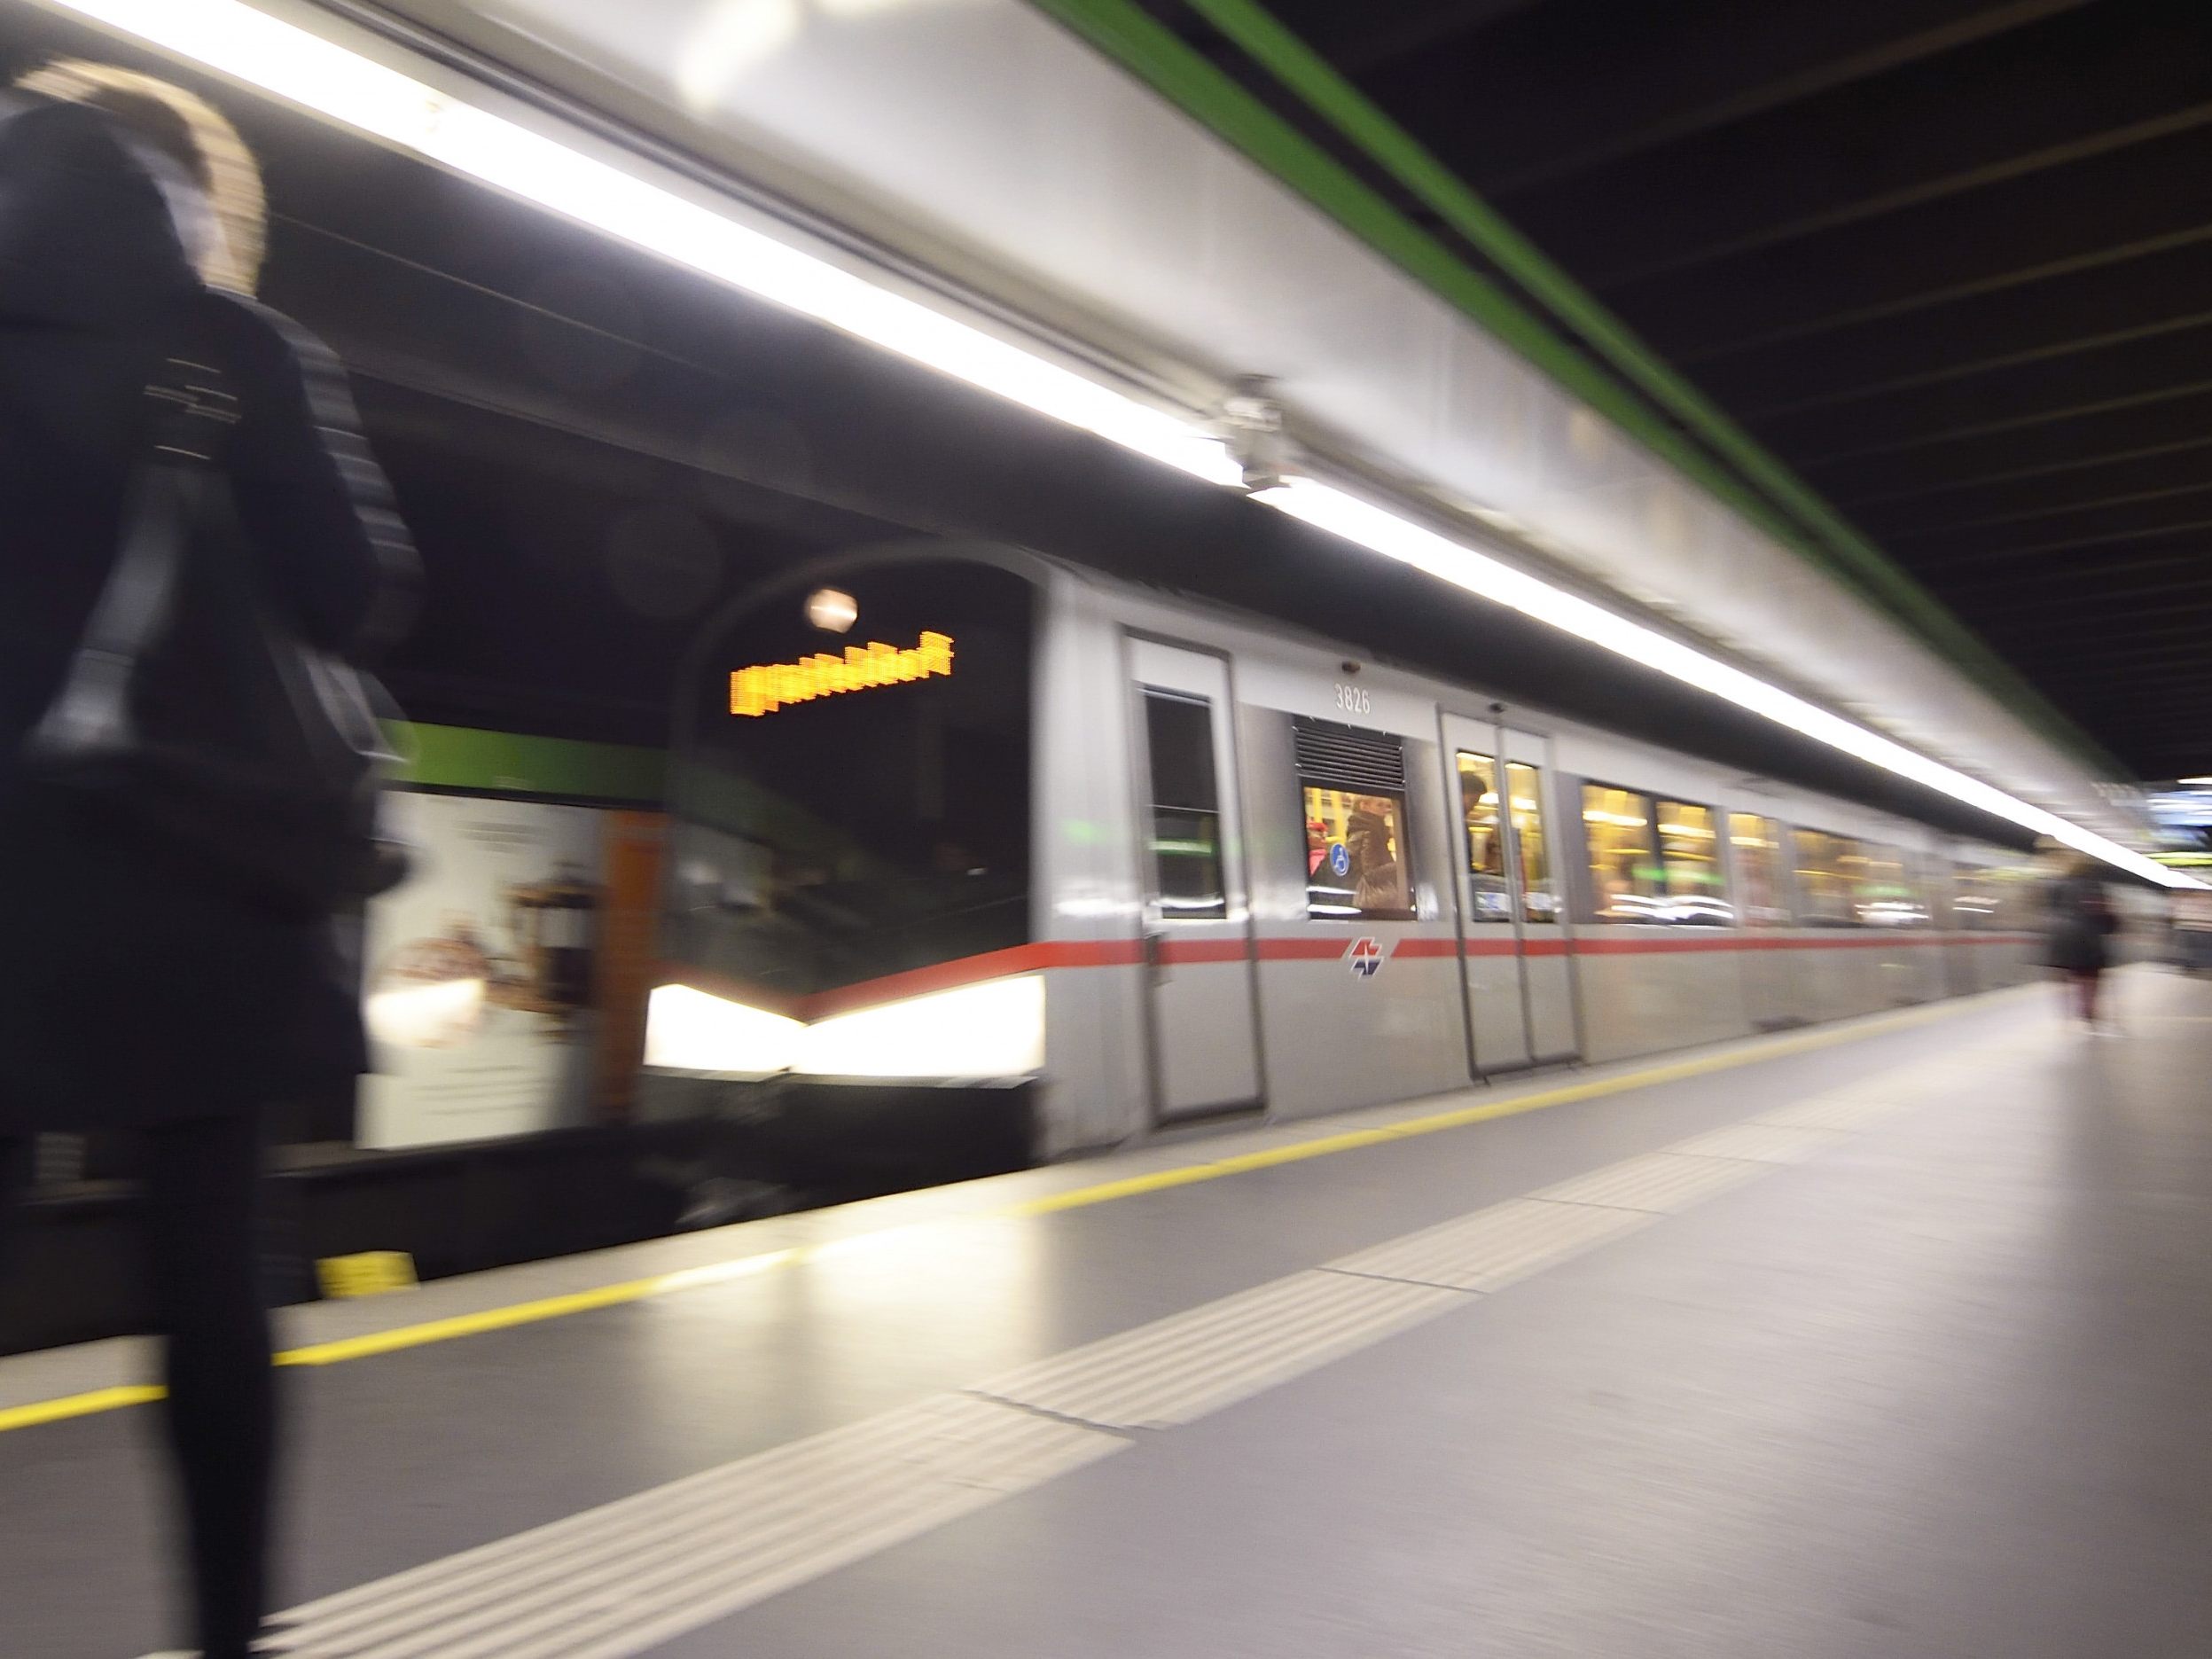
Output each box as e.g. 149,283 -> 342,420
731,631 -> 954,717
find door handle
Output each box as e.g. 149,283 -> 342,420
1142,929 -> 1167,983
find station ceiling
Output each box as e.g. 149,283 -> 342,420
1137,0 -> 2212,781
4,0 -> 2196,846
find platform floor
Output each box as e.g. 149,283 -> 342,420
4,969 -> 2209,1658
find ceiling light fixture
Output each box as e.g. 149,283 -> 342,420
47,0 -> 2194,888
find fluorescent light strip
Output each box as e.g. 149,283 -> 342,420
1260,478 -> 2192,888
47,0 -> 1241,489
55,0 -> 2192,889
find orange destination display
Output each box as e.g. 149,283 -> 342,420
730,631 -> 954,717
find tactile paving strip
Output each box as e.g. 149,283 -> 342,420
1325,1198 -> 1653,1292
1665,1122 -> 1849,1164
1534,1151 -> 1771,1213
1753,1094 -> 1915,1132
246,1395 -> 1121,1659
133,1013 -> 2047,1659
973,1270 -> 1464,1431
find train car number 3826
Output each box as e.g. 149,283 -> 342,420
1333,682 -> 1372,716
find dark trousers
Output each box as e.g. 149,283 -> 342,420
1,1115 -> 276,1658
2062,966 -> 2105,1025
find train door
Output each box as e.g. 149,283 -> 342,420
1730,810 -> 1797,1028
1944,857 -> 1985,997
1505,728 -> 1578,1061
1128,638 -> 1265,1120
1443,715 -> 1580,1071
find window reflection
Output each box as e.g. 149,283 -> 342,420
1461,754 -> 1558,926
673,564 -> 1031,998
1142,691 -> 1226,919
1584,785 -> 1730,924
1793,830 -> 1858,927
1507,762 -> 1557,924
1854,845 -> 1928,927
1458,753 -> 1511,924
1953,862 -> 2002,929
1655,801 -> 1731,924
1729,813 -> 1789,927
1583,785 -> 1661,921
1304,785 -> 1414,919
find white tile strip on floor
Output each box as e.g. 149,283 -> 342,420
1663,1122 -> 1850,1164
147,1012 -> 2069,1659
973,1271 -> 1466,1432
1532,1149 -> 1773,1213
1752,1094 -> 1917,1133
246,1395 -> 1120,1659
1325,1197 -> 1654,1294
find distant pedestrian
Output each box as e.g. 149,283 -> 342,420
2042,854 -> 2119,1028
0,61 -> 413,1658
2176,886 -> 2212,975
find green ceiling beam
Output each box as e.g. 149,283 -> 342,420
1025,0 -> 2126,780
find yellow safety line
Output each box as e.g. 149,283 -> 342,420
0,1383 -> 166,1434
1004,992 -> 1974,1213
0,989 -> 2014,1436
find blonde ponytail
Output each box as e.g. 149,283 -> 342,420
14,59 -> 266,293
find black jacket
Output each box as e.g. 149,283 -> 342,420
2042,871 -> 2114,975
0,96 -> 415,1131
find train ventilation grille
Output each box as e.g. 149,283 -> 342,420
1293,717 -> 1407,793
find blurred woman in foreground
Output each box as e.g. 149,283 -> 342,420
0,62 -> 411,1656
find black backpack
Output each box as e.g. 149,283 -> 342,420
3,92 -> 409,918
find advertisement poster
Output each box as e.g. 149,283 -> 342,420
360,794 -> 609,1150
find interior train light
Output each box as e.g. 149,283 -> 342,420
731,631 -> 952,716
54,0 -> 2196,889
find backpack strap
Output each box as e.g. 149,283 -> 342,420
27,326 -> 239,758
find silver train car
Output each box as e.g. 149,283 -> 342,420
643,545 -> 2047,1180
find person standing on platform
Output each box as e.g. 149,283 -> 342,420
0,62 -> 413,1659
2042,853 -> 2119,1029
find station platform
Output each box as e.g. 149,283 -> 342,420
4,968 -> 2210,1659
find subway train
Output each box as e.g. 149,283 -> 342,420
641,544 -> 2059,1179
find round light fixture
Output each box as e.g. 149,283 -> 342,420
805,587 -> 857,634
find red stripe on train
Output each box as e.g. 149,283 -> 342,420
663,931 -> 2037,1019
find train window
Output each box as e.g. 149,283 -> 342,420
669,560 -> 1034,998
1856,845 -> 1927,927
1142,691 -> 1226,919
1729,813 -> 1790,927
1303,785 -> 1415,919
1463,755 -> 1555,924
1458,753 -> 1512,923
1583,784 -> 1666,921
1655,801 -> 1731,924
1793,829 -> 1860,926
1953,862 -> 2000,930
1507,763 -> 1558,925
1297,719 -> 1415,921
